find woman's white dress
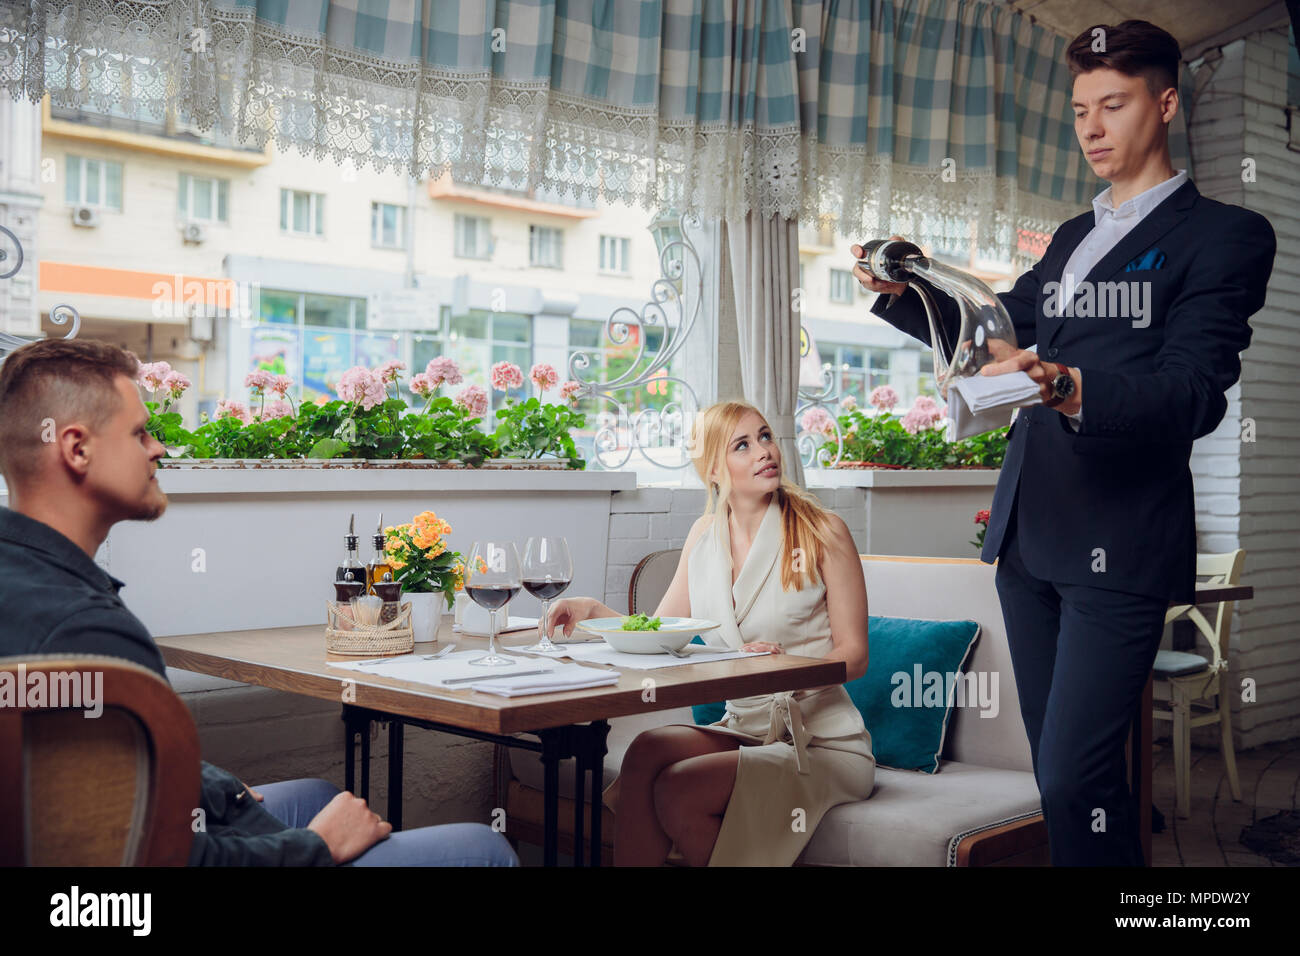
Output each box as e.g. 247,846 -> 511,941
645,495 -> 875,866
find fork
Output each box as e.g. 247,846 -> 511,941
661,645 -> 696,658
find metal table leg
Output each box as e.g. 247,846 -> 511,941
573,740 -> 586,868
360,716 -> 371,803
587,720 -> 610,867
540,729 -> 561,867
389,719 -> 405,831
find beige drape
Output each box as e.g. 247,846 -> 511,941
724,212 -> 805,488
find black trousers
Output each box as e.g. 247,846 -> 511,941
994,497 -> 1167,866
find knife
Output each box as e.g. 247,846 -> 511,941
441,668 -> 553,686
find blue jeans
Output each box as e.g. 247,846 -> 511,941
255,778 -> 519,867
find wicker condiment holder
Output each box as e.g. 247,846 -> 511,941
325,600 -> 414,656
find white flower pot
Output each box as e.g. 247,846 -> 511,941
405,591 -> 447,644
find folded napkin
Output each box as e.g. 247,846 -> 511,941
948,370 -> 1041,439
457,615 -> 540,638
469,662 -> 620,697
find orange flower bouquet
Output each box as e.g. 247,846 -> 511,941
383,510 -> 466,610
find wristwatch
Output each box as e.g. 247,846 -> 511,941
1044,363 -> 1075,408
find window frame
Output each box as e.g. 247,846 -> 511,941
598,234 -> 631,274
64,154 -> 124,211
178,172 -> 230,225
454,213 -> 493,259
279,188 -> 326,238
529,224 -> 564,269
370,201 -> 407,250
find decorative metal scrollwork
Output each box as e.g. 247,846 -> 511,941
0,227 -> 81,363
567,212 -> 702,471
794,364 -> 845,469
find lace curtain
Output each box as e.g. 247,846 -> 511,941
0,0 -> 1191,265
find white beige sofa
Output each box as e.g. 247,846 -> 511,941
499,553 -> 1047,866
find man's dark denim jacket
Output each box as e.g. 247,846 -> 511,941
0,507 -> 333,865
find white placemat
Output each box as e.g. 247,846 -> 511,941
326,649 -> 612,690
557,642 -> 770,670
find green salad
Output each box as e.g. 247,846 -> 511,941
621,614 -> 663,631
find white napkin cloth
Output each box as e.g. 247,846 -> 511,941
560,642 -> 769,670
468,662 -> 620,697
948,370 -> 1041,439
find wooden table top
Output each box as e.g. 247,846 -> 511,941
1190,583 -> 1254,604
157,626 -> 846,735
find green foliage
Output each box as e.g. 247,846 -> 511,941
146,395 -> 585,468
821,408 -> 1009,469
491,397 -> 588,469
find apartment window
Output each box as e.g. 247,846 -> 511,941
65,155 -> 123,210
529,225 -> 564,268
280,189 -> 325,236
829,269 -> 855,304
371,202 -> 406,249
454,214 -> 492,259
178,173 -> 229,224
599,235 -> 631,274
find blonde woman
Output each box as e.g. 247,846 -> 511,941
546,400 -> 874,866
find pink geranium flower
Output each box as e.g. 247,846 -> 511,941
530,363 -> 559,393
244,369 -> 275,393
800,406 -> 836,438
425,356 -> 463,388
161,370 -> 191,401
136,361 -> 172,393
215,399 -> 252,424
259,398 -> 294,419
489,361 -> 524,392
269,374 -> 294,397
869,385 -> 899,412
375,359 -> 406,384
410,372 -> 434,397
558,380 -> 583,405
455,384 -> 489,418
336,366 -> 386,410
839,394 -> 858,412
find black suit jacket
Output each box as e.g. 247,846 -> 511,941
870,179 -> 1276,603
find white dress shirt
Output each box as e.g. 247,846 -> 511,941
1054,168 -> 1189,429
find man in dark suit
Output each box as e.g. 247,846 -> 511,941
852,20 -> 1275,865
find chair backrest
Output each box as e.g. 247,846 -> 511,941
628,549 -> 682,615
1193,549 -> 1246,666
625,548 -> 1032,773
0,655 -> 201,866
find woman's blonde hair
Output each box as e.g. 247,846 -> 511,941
690,400 -> 836,592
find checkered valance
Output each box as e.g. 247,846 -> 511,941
0,0 -> 1191,262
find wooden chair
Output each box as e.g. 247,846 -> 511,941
0,655 -> 201,865
1151,550 -> 1246,819
628,548 -> 682,615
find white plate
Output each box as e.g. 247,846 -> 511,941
576,617 -> 721,654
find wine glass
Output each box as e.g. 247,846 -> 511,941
521,536 -> 573,653
465,540 -> 522,667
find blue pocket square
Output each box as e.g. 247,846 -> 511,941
1124,247 -> 1166,271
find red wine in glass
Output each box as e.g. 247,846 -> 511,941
522,579 -> 570,601
466,584 -> 520,609
522,537 -> 573,653
466,541 -> 522,667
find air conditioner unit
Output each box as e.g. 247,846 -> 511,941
70,205 -> 99,228
182,222 -> 206,244
187,304 -> 215,343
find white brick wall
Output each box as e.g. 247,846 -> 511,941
1186,26 -> 1300,750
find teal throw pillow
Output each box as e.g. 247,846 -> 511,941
844,616 -> 981,773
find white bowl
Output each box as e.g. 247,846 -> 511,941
576,617 -> 721,655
